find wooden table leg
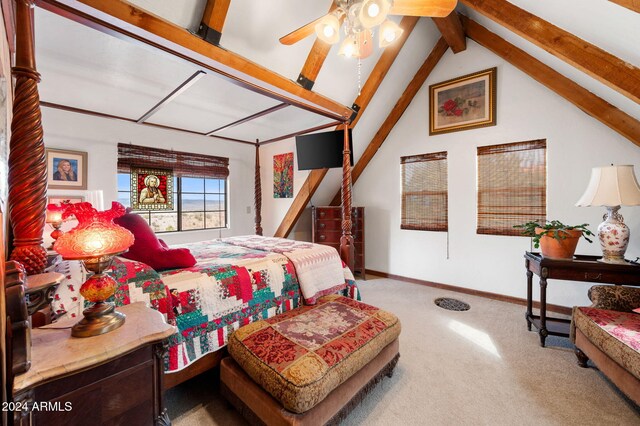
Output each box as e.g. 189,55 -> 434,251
538,267 -> 549,347
526,260 -> 533,331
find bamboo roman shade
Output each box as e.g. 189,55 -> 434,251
477,139 -> 546,235
401,151 -> 448,231
117,143 -> 229,179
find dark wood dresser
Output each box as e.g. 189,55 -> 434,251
312,206 -> 365,279
12,303 -> 175,425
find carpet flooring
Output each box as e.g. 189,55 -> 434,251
167,277 -> 640,425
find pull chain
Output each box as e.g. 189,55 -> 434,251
357,58 -> 362,96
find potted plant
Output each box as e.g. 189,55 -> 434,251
514,220 -> 594,259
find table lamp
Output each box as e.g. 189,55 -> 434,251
576,165 -> 640,263
45,203 -> 66,249
53,201 -> 134,337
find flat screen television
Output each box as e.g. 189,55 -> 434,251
295,129 -> 354,170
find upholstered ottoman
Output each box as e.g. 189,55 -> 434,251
222,294 -> 401,425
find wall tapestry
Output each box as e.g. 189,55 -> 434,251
130,167 -> 173,210
46,148 -> 88,190
273,152 -> 293,198
429,67 -> 497,135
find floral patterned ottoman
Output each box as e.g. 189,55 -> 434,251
223,294 -> 401,420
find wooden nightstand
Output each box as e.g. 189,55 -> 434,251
12,303 -> 176,425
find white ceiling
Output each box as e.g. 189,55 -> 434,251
34,0 -> 640,146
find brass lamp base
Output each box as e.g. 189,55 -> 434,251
72,302 -> 126,338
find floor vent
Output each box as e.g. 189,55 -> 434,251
434,297 -> 470,311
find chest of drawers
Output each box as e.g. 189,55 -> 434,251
312,206 -> 365,279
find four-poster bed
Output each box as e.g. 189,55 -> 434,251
5,0 -> 358,391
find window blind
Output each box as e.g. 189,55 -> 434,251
401,151 -> 448,231
117,143 -> 229,179
477,139 -> 546,235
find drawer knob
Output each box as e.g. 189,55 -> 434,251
584,272 -> 602,281
320,212 -> 325,218
319,223 -> 325,229
319,235 -> 326,241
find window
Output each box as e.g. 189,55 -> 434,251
477,139 -> 546,235
117,143 -> 229,233
401,151 -> 448,231
117,174 -> 227,233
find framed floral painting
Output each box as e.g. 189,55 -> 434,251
429,67 -> 497,135
130,167 -> 174,210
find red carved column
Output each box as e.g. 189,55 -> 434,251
339,123 -> 354,272
254,142 -> 263,236
8,0 -> 47,274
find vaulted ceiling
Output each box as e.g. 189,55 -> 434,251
33,0 -> 639,147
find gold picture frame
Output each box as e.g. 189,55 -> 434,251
130,167 -> 174,211
46,148 -> 88,190
429,67 -> 497,135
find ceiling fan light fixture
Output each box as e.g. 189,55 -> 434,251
338,35 -> 360,58
379,19 -> 403,47
359,0 -> 391,28
315,13 -> 341,44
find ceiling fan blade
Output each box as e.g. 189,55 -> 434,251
390,0 -> 458,18
280,15 -> 329,45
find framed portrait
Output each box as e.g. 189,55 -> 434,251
130,167 -> 174,211
429,67 -> 497,135
46,148 -> 88,190
47,195 -> 85,206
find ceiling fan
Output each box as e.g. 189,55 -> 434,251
280,0 -> 458,57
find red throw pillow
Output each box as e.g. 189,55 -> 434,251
114,213 -> 197,270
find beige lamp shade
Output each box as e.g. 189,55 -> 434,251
575,165 -> 640,207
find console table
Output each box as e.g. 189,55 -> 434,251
524,252 -> 640,347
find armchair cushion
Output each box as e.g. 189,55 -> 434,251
572,306 -> 640,380
587,285 -> 640,313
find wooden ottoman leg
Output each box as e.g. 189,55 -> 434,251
575,347 -> 589,368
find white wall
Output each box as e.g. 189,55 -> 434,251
258,138 -> 313,241
42,108 -> 256,245
354,40 -> 640,307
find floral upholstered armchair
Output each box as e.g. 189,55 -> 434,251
571,285 -> 640,405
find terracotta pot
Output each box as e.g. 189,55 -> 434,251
536,227 -> 582,259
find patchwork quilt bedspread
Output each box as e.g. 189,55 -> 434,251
51,236 -> 360,373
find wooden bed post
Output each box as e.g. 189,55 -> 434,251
8,0 -> 47,275
254,141 -> 263,236
340,122 -> 355,272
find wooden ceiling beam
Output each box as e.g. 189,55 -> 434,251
328,37 -> 449,206
197,0 -> 231,46
460,0 -> 640,104
350,16 -> 420,126
432,12 -> 466,53
462,16 -> 640,147
609,0 -> 640,13
296,3 -> 340,89
274,18 -> 421,238
44,0 -> 352,119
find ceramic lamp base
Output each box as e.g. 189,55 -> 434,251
597,205 -> 630,264
72,301 -> 126,338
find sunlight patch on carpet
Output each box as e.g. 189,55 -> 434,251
448,320 -> 501,358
